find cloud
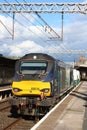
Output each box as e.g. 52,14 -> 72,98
0,11 -> 87,61
64,14 -> 87,50
0,13 -> 48,57
9,40 -> 44,56
0,40 -> 44,56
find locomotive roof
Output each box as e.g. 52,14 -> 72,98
20,53 -> 55,61
18,53 -> 68,68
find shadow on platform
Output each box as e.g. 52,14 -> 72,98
70,90 -> 87,101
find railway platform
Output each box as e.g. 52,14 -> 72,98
31,81 -> 87,130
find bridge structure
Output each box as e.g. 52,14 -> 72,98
0,3 -> 87,14
0,2 -> 87,55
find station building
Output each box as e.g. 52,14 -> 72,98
74,56 -> 87,80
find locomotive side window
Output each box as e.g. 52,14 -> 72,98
20,62 -> 47,74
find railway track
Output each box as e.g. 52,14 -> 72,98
0,109 -> 36,130
0,99 -> 36,130
0,99 -> 11,111
2,116 -> 35,130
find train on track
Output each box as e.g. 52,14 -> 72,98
10,53 -> 80,117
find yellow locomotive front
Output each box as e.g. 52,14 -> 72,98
10,53 -> 55,116
12,81 -> 51,97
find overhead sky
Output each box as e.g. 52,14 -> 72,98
0,0 -> 87,62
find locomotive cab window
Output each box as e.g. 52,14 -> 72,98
20,62 -> 48,74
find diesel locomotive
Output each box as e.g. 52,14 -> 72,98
10,53 -> 79,117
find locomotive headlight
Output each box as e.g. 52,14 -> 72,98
40,88 -> 49,93
13,88 -> 22,92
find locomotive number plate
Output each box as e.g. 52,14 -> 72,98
31,88 -> 39,90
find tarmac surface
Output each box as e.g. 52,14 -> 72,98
31,81 -> 87,130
